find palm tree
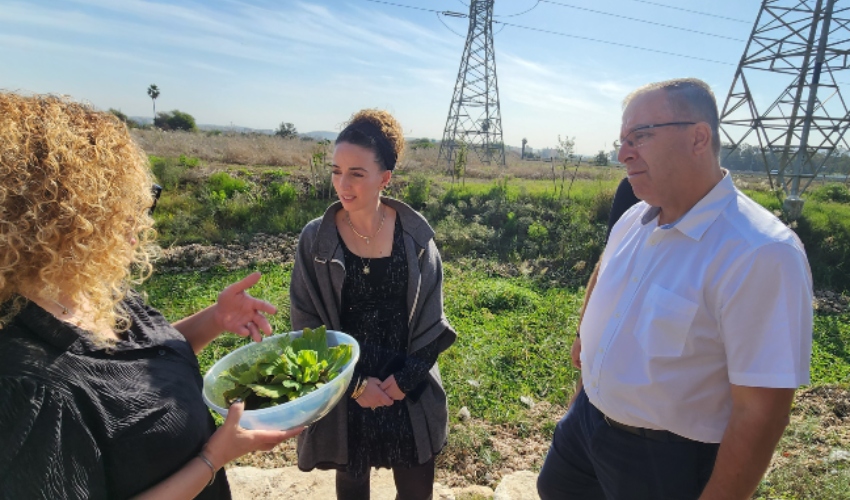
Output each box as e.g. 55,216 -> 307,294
521,138 -> 528,159
147,84 -> 160,125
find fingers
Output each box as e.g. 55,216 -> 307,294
250,298 -> 278,316
225,400 -> 245,428
378,376 -> 393,392
376,389 -> 393,406
253,313 -> 274,336
246,321 -> 263,343
251,427 -> 302,442
570,337 -> 582,369
222,272 -> 263,298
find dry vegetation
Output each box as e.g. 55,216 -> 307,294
131,128 -> 617,182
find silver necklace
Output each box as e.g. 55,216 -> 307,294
346,207 -> 386,245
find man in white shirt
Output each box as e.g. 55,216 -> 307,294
537,78 -> 813,500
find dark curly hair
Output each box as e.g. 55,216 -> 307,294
336,109 -> 405,170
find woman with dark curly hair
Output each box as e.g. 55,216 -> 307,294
290,109 -> 456,499
0,93 -> 301,500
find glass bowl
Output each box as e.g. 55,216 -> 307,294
202,329 -> 359,430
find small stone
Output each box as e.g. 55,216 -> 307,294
828,449 -> 850,463
458,406 -> 471,421
467,379 -> 480,388
520,396 -> 534,408
453,485 -> 495,499
494,471 -> 540,500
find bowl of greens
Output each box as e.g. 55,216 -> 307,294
202,326 -> 359,430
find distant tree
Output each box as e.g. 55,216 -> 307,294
521,138 -> 528,159
275,122 -> 298,139
410,138 -> 435,150
595,150 -> 609,166
553,135 -> 579,199
154,110 -> 197,132
147,84 -> 160,124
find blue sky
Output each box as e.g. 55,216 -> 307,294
1,0 -> 762,155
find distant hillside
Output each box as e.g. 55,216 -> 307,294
128,116 -> 274,134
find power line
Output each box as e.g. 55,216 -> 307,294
540,1 -> 744,42
496,0 -> 541,18
363,0 -> 444,14
629,0 -> 750,24
493,20 -> 736,66
436,12 -> 466,38
363,0 -> 736,66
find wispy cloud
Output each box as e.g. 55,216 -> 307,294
0,33 -> 162,68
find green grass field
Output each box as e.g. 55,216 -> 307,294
139,149 -> 850,497
140,260 -> 850,499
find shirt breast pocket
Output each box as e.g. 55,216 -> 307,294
633,284 -> 698,357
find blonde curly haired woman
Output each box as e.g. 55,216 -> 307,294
290,109 -> 456,499
0,93 -> 301,500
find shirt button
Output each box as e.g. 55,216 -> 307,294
632,277 -> 638,283
158,349 -> 166,356
615,313 -> 621,318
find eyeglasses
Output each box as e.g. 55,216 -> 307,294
150,184 -> 162,216
619,122 -> 696,150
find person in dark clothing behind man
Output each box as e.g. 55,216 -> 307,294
607,177 -> 641,241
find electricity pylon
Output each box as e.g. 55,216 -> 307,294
438,0 -> 506,170
719,0 -> 850,219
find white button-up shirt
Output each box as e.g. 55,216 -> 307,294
581,173 -> 813,443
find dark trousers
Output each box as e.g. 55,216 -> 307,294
537,389 -> 719,500
335,457 -> 435,500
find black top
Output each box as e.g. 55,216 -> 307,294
607,177 -> 641,240
339,217 -> 440,476
0,296 -> 230,500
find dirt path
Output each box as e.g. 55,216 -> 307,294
225,466 -> 498,500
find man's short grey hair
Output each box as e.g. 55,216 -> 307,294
623,78 -> 721,157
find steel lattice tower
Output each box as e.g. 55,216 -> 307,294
438,0 -> 506,169
719,0 -> 850,218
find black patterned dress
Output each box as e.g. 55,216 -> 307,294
339,217 -> 441,477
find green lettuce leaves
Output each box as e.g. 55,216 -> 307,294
219,326 -> 352,410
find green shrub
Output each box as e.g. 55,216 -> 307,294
528,221 -> 549,243
178,154 -> 200,168
435,215 -> 494,258
404,174 -> 431,209
808,183 -> 850,204
149,155 -> 184,189
207,172 -> 249,198
267,181 -> 297,207
471,281 -> 540,312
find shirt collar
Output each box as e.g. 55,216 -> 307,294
13,299 -> 152,354
15,301 -> 93,353
640,171 -> 736,241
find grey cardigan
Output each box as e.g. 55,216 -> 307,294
289,197 -> 457,469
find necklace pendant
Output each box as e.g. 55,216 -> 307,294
365,237 -> 370,245
363,265 -> 371,275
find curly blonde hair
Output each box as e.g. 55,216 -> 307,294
336,109 -> 405,170
0,93 -> 157,338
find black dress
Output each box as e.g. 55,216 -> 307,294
339,218 -> 441,477
0,296 -> 230,500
